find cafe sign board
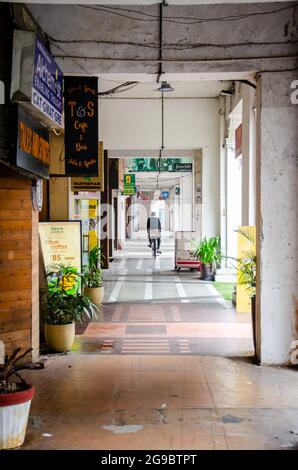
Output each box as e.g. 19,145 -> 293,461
39,221 -> 82,292
64,76 -> 99,176
71,142 -> 104,192
31,36 -> 63,128
15,105 -> 50,178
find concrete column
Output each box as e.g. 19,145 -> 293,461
219,97 -> 227,266
201,146 -> 220,238
242,87 -> 257,226
257,71 -> 298,365
180,173 -> 193,231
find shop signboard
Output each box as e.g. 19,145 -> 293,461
39,221 -> 82,293
123,173 -> 136,195
161,191 -> 169,199
126,157 -> 192,172
31,36 -> 63,127
64,76 -> 98,176
15,105 -> 50,178
71,142 -> 104,192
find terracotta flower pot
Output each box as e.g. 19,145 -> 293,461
44,322 -> 75,352
0,385 -> 35,449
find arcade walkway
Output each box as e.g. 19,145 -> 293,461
75,237 -> 253,357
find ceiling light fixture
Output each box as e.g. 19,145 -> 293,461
157,81 -> 175,92
219,88 -> 234,97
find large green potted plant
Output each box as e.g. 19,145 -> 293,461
192,236 -> 222,281
0,348 -> 43,449
82,246 -> 104,306
42,264 -> 98,352
235,228 -> 257,356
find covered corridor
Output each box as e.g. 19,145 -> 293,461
74,236 -> 253,357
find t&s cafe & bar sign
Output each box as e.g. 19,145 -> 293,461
64,76 -> 99,176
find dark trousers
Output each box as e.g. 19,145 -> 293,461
148,236 -> 161,249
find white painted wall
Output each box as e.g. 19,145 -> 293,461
100,98 -> 220,237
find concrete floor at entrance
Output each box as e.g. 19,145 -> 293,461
22,355 -> 298,450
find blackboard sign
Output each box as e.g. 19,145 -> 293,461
64,76 -> 98,176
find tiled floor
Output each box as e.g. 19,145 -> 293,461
21,355 -> 298,450
74,238 -> 253,357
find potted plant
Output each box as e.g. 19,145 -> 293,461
82,246 -> 104,305
192,236 -> 222,281
42,264 -> 98,352
234,228 -> 257,357
0,347 -> 43,449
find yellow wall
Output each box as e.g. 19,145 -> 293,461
236,226 -> 256,313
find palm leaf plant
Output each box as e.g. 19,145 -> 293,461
233,228 -> 256,297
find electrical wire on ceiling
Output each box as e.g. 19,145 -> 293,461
80,4 -> 297,26
98,81 -> 139,96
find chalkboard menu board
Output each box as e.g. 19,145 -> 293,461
64,76 -> 98,176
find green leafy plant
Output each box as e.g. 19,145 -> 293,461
42,263 -> 98,325
0,348 -> 43,394
235,228 -> 256,297
192,236 -> 222,265
82,246 -> 104,289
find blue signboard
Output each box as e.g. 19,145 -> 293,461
31,36 -> 63,127
162,191 -> 169,199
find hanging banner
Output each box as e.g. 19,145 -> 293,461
71,142 -> 104,192
39,221 -> 82,293
31,36 -> 63,128
64,76 -> 98,176
123,173 -> 136,195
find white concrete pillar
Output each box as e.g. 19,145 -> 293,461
201,146 -> 220,238
219,97 -> 227,265
242,86 -> 257,226
180,173 -> 193,231
257,71 -> 298,365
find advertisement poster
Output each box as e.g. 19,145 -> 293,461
64,76 -> 99,176
123,173 -> 136,195
31,36 -> 63,127
39,221 -> 82,293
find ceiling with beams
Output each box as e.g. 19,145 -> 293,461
13,1 -> 292,4
98,74 -> 232,98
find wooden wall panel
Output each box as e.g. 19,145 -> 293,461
0,176 -> 39,358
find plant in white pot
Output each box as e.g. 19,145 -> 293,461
42,264 -> 98,353
0,347 -> 43,449
82,246 -> 104,306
